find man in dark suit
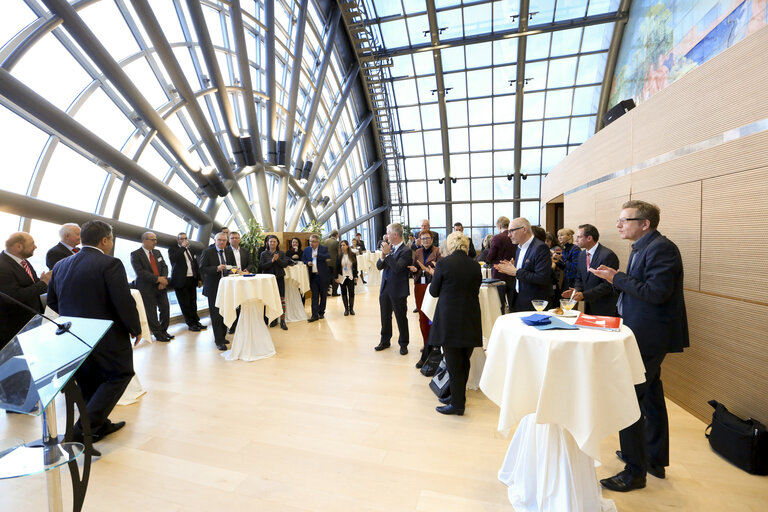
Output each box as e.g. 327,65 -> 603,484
0,232 -> 51,348
227,231 -> 254,273
563,224 -> 619,316
487,216 -> 517,314
495,217 -> 552,312
130,232 -> 172,342
302,233 -> 331,322
168,232 -> 205,332
375,223 -> 413,354
199,231 -> 236,350
45,223 -> 81,270
47,220 -> 141,449
590,200 -> 689,492
323,230 -> 340,296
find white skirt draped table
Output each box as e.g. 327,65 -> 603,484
284,263 -> 310,323
356,251 -> 382,286
479,312 -> 647,512
216,275 -> 282,361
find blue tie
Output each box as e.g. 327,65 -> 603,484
218,250 -> 225,265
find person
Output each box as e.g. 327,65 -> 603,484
0,232 -> 51,348
168,232 -> 206,332
407,233 -> 416,250
452,222 -> 476,258
199,232 -> 236,350
354,232 -> 367,252
428,231 -> 482,416
407,230 -> 440,368
302,233 -> 331,322
378,233 -> 389,250
130,232 -> 172,342
417,219 -> 438,245
228,231 -> 254,273
46,223 -> 81,269
375,223 -> 412,355
562,224 -> 620,316
486,216 -> 517,314
286,237 -> 303,262
590,200 -> 689,492
545,232 -> 557,248
476,234 -> 493,263
550,245 -> 564,307
336,240 -> 358,316
495,217 -> 552,312
323,230 -> 340,296
556,228 -> 581,290
208,227 -> 230,248
259,234 -> 290,330
46,220 -> 141,452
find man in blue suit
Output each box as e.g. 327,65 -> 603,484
375,223 -> 413,354
563,223 -> 619,316
590,200 -> 689,492
495,217 -> 552,312
302,233 -> 330,322
47,220 -> 141,449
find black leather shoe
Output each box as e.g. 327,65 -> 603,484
318,313 -> 325,319
600,470 -> 646,492
415,361 -> 424,369
344,309 -> 349,316
280,318 -> 288,330
350,310 -> 355,315
438,395 -> 452,404
94,420 -> 126,442
196,322 -> 208,330
154,333 -> 171,342
374,342 -> 391,351
164,332 -> 175,339
412,308 -> 418,313
308,316 -> 318,323
399,346 -> 408,355
228,327 -> 236,334
616,450 -> 665,479
188,324 -> 201,332
436,404 -> 464,416
216,343 -> 227,350
269,319 -> 278,328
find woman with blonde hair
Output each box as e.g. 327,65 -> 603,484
556,228 -> 580,290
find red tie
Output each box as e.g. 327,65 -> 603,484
149,251 -> 160,276
72,247 -> 79,253
586,251 -> 591,269
21,260 -> 35,281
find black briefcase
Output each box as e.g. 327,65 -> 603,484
705,400 -> 768,475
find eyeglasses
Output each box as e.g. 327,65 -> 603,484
509,226 -> 524,232
616,217 -> 643,225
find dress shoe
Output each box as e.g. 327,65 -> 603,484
350,310 -> 355,315
163,332 -> 175,339
415,360 -> 424,369
399,346 -> 408,355
616,450 -> 665,479
600,470 -> 646,492
228,326 -> 236,334
269,319 -> 278,328
374,342 -> 391,351
332,293 -> 340,297
216,343 -> 227,350
188,324 -> 201,332
412,308 -> 419,313
280,318 -> 288,330
154,333 -> 171,342
344,309 -> 349,316
94,420 -> 125,442
196,323 -> 208,330
319,314 -> 325,319
436,404 -> 464,416
438,395 -> 452,404
308,316 -> 319,323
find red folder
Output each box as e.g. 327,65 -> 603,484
574,313 -> 622,331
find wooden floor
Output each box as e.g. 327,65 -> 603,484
2,285 -> 767,511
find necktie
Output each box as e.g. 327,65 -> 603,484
149,251 -> 160,276
72,247 -> 79,253
21,260 -> 35,281
586,251 -> 591,269
218,249 -> 225,266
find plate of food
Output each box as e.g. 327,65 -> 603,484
548,307 -> 579,317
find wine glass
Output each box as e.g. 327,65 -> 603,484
531,300 -> 548,312
560,298 -> 577,312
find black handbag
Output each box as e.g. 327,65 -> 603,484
429,358 -> 450,399
705,400 -> 768,475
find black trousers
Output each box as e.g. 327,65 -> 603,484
207,294 -> 227,345
379,293 -> 409,347
309,273 -> 328,317
174,276 -> 200,326
496,282 -> 515,315
619,353 -> 669,476
340,277 -> 355,310
141,287 -> 169,334
443,346 -> 473,409
74,339 -> 134,433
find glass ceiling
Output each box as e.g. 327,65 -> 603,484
363,0 -> 620,243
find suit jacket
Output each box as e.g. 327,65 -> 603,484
428,250 -> 482,348
514,237 -> 553,307
130,247 -> 169,293
168,244 -> 200,288
0,252 -> 47,346
487,230 -> 517,281
376,243 -> 413,298
322,237 -> 339,270
46,247 -> 141,351
302,245 -> 331,283
260,250 -> 290,279
612,230 -> 689,357
46,242 -> 76,270
199,246 -> 236,298
227,246 -> 254,273
572,243 -> 620,316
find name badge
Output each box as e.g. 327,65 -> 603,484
421,276 -> 426,284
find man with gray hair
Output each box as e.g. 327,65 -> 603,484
375,223 -> 413,354
46,222 -> 81,269
302,233 -> 331,322
130,231 -> 172,342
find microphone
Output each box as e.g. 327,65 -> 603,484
0,289 -> 90,347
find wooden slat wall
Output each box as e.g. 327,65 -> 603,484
540,25 -> 768,424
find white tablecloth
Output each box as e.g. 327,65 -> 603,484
479,312 -> 646,511
356,251 -> 382,286
284,263 -> 310,322
216,275 -> 282,361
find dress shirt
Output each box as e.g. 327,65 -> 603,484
62,242 -> 77,253
179,245 -> 194,277
515,236 -> 533,292
231,245 -> 242,269
3,250 -> 24,266
385,241 -> 404,257
585,242 -> 599,269
311,247 -> 318,273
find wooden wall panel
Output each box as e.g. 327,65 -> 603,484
631,182 -> 701,291
664,292 -> 768,424
701,166 -> 768,304
594,194 -> 631,266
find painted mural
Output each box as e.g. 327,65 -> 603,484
609,0 -> 768,107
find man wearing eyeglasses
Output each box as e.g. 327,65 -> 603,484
589,200 -> 689,492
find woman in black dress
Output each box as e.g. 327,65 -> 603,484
259,235 -> 291,330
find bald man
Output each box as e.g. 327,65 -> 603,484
46,222 -> 81,270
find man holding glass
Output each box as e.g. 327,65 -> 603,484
494,217 -> 551,312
